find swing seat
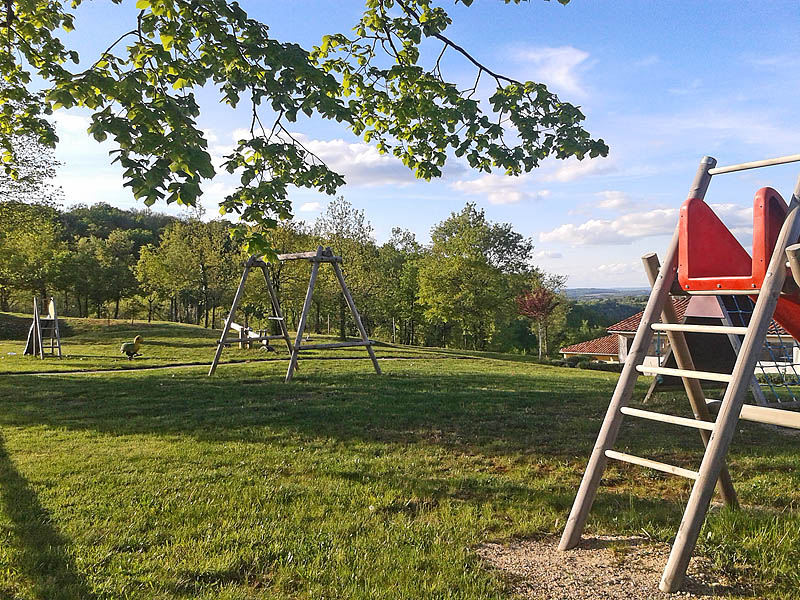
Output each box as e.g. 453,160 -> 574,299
678,187 -> 800,341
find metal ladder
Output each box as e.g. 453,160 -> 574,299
559,155 -> 800,593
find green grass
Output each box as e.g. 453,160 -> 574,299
1,316 -> 799,598
0,313 -> 447,374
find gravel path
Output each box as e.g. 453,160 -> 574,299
477,536 -> 760,599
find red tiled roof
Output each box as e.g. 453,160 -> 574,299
606,298 -> 691,333
605,297 -> 790,336
560,334 -> 619,355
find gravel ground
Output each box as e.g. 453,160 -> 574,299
477,536 -> 761,600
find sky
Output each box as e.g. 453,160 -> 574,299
48,0 -> 800,288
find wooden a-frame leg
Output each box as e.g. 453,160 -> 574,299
259,265 -> 296,365
642,254 -> 738,508
559,156 -> 717,553
286,261 -> 319,382
659,177 -> 800,592
332,262 -> 381,375
34,297 -> 43,359
558,227 -> 680,550
209,263 -> 251,376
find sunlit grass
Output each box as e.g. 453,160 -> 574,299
0,319 -> 798,598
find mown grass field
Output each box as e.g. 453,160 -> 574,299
1,315 -> 799,599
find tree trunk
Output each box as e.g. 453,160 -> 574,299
543,322 -> 549,356
114,296 -> 120,319
538,321 -> 544,360
314,300 -> 321,334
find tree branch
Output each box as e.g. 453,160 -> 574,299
394,0 -> 523,87
3,0 -> 12,28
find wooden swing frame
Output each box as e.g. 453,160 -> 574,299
209,246 -> 381,382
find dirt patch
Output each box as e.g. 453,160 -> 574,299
477,536 -> 759,599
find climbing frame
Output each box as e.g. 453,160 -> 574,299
559,153 -> 800,593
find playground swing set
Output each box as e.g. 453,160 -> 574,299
560,153 -> 800,593
209,246 -> 381,382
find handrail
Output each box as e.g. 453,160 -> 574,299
708,154 -> 800,175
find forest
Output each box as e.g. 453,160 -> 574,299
0,196 -> 644,356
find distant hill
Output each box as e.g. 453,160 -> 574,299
565,287 -> 650,300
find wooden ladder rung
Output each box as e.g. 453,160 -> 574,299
636,365 -> 732,383
221,335 -> 286,344
605,450 -> 699,480
298,340 -> 374,350
706,400 -> 800,430
651,323 -> 748,335
620,407 -> 716,431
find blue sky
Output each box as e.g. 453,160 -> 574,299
50,1 -> 800,287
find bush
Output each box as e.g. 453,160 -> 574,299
574,359 -> 623,373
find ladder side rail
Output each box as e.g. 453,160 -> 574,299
642,255 -> 737,507
558,228 -> 681,550
209,261 -> 252,376
559,156 -> 716,552
659,174 -> 800,593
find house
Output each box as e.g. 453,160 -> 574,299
560,296 -> 799,371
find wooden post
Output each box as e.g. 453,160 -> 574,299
34,297 -> 43,359
333,260 -> 382,375
259,264 -> 296,367
49,297 -> 62,358
660,175 -> 800,592
286,249 -> 321,382
786,243 -> 800,289
642,254 -> 738,508
559,156 -> 717,552
208,261 -> 251,376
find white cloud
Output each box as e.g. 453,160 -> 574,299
540,201 -> 756,247
541,157 -> 616,182
534,250 -> 562,259
512,45 -> 591,98
635,55 -> 660,68
450,173 -> 549,205
294,134 -> 419,188
596,190 -> 632,210
631,108 -> 800,149
596,261 -> 642,276
540,207 -> 678,246
299,201 -> 321,212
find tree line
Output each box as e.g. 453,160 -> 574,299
0,196 -> 642,356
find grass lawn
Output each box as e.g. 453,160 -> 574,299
1,316 -> 799,598
0,313 -> 445,374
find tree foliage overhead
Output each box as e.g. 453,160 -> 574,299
1,0 -> 607,251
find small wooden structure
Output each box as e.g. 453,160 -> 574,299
23,297 -> 62,359
559,154 -> 800,593
209,246 -> 381,382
